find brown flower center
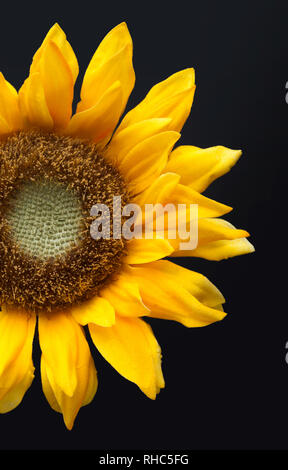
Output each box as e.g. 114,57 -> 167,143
0,130 -> 129,313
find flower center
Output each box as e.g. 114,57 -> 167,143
0,130 -> 129,313
7,180 -> 83,259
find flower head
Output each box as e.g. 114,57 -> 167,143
0,23 -> 254,429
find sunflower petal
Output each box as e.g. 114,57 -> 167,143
38,40 -> 74,129
89,316 -> 164,399
170,218 -> 254,260
170,183 -> 232,218
180,237 -> 255,261
39,312 -> 97,430
118,131 -> 180,194
133,172 -> 181,206
19,73 -> 53,129
117,69 -> 195,133
106,118 -> 172,164
30,23 -> 79,82
0,73 -> 22,133
125,238 -> 174,264
0,115 -> 11,134
38,312 -> 79,396
166,145 -> 242,192
72,296 -> 115,326
126,262 -> 226,327
78,22 -> 134,116
0,307 -> 36,413
65,81 -> 123,143
100,273 -> 150,317
41,354 -> 97,430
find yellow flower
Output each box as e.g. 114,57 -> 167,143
0,22 -> 254,429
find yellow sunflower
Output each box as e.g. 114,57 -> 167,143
0,22 -> 254,429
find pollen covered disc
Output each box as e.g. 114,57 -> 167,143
0,130 -> 129,312
7,180 -> 83,259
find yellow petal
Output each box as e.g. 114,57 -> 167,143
89,316 -> 164,399
126,262 -> 226,327
180,237 -> 255,261
72,296 -> 115,326
118,131 -> 180,194
0,307 -> 36,413
65,81 -> 123,143
38,312 -> 79,396
18,73 -> 53,129
197,218 -> 249,244
0,365 -> 34,414
39,312 -> 97,430
0,115 -> 11,134
30,23 -> 79,82
20,23 -> 78,130
169,217 -> 249,250
170,183 -> 232,218
0,73 -> 22,132
40,356 -> 61,413
100,272 -> 150,317
78,22 -> 134,115
170,218 -> 254,260
39,40 -> 74,129
41,353 -> 97,430
166,145 -> 242,192
106,118 -> 172,165
133,172 -> 181,206
125,238 -> 174,264
117,69 -> 195,133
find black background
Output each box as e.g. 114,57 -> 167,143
0,0 -> 285,450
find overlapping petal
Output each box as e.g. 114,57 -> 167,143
78,22 -> 134,113
0,73 -> 22,134
117,131 -> 180,194
0,307 -> 36,413
165,145 -> 242,192
125,261 -> 226,327
72,296 -> 115,326
181,237 -> 255,261
125,238 -> 174,264
89,315 -> 164,399
99,271 -> 150,317
65,81 -> 123,142
38,312 -> 97,429
105,118 -> 172,165
19,23 -> 78,130
71,22 -> 135,145
117,68 -> 195,133
171,218 -> 254,260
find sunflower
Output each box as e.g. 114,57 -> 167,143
0,22 -> 254,429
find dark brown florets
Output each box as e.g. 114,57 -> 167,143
0,130 -> 129,313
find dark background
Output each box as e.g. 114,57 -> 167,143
0,0 -> 285,450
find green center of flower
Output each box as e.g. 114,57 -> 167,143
6,180 -> 83,259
